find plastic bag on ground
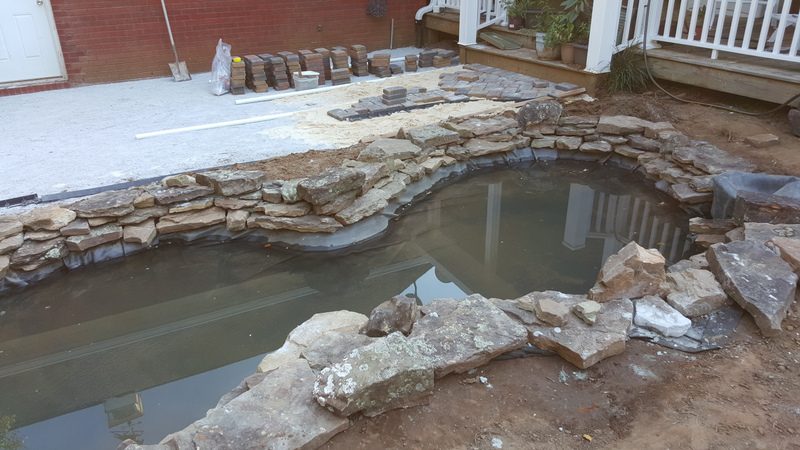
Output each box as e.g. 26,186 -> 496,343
209,39 -> 232,96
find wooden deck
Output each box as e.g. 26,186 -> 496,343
421,10 -> 800,104
636,44 -> 800,105
422,12 -> 603,94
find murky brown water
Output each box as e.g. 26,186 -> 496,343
0,162 -> 690,449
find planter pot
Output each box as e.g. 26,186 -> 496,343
572,43 -> 588,68
535,33 -> 561,60
508,16 -> 524,30
561,43 -> 575,64
524,9 -> 546,30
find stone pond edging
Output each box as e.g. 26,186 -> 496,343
0,100 -> 759,293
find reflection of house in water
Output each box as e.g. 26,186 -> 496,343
0,170 -> 691,447
563,183 -> 691,264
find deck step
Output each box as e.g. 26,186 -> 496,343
640,47 -> 800,105
479,32 -> 522,50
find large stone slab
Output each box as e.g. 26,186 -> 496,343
769,236 -> 800,273
188,359 -> 349,449
155,207 -> 226,234
0,255 -> 9,278
744,222 -> 800,244
524,291 -> 633,369
20,206 -> 76,231
123,220 -> 157,246
247,214 -> 343,233
0,233 -> 23,256
257,310 -> 368,373
255,202 -> 312,217
65,224 -> 123,251
195,170 -> 266,196
517,100 -> 563,128
597,115 -> 652,135
408,294 -> 528,378
462,138 -> 515,157
733,191 -> 800,224
672,142 -> 756,174
334,189 -> 389,225
445,116 -> 518,138
358,138 -> 423,162
149,185 -> 214,205
314,332 -> 434,417
404,125 -> 460,148
0,216 -> 23,240
707,240 -> 797,336
634,295 -> 692,337
589,241 -> 666,302
10,237 -> 67,267
297,168 -> 365,206
301,331 -> 375,371
118,206 -> 169,225
664,268 -> 728,317
362,295 -> 421,337
70,190 -> 140,218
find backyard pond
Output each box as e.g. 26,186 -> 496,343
0,162 -> 692,449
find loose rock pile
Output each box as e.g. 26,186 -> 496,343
0,98 -> 789,301
121,228 -> 800,449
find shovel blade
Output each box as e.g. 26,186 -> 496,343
169,61 -> 191,82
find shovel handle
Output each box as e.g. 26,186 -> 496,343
160,0 -> 180,63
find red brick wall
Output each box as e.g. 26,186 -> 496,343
48,0 -> 424,85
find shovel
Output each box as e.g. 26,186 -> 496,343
160,0 -> 191,81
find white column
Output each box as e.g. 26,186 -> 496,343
562,184 -> 595,251
584,0 -> 624,73
459,0 -> 480,46
644,0 -> 664,49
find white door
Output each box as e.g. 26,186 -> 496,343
0,0 -> 64,84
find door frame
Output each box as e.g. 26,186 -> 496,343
0,0 -> 68,89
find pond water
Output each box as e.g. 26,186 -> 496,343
0,163 -> 691,449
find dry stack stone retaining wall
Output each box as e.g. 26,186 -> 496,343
0,101 -> 758,292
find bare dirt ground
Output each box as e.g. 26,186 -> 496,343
313,87 -> 800,449
323,302 -> 800,450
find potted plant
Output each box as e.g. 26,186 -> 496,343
539,14 -> 572,61
571,23 -> 590,67
502,0 -> 532,30
559,0 -> 592,66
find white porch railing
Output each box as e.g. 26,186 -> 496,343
416,0 -> 507,45
588,0 -> 799,71
418,0 -> 799,74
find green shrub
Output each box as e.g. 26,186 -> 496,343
607,46 -> 650,93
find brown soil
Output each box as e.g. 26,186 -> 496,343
323,304 -> 800,450
233,146 -> 362,180
242,86 -> 800,450
567,86 -> 800,176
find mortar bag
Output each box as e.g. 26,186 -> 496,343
366,0 -> 387,17
209,38 -> 232,96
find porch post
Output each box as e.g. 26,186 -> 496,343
644,0 -> 663,49
584,0 -> 623,73
459,0 -> 480,46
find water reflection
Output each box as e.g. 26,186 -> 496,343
0,163 -> 689,449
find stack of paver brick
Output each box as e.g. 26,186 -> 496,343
230,57 -> 246,95
349,45 -> 369,76
266,55 -> 291,90
331,48 -> 349,70
433,50 -> 457,68
278,51 -> 302,87
327,86 -> 469,121
390,64 -> 404,75
314,48 -> 333,81
331,68 -> 351,85
404,54 -> 418,72
299,50 -> 325,85
369,52 -> 392,77
243,55 -> 269,92
418,50 -> 437,68
382,86 -> 407,105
